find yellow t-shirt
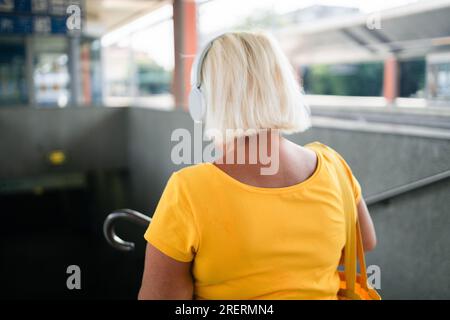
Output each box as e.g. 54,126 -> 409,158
144,141 -> 362,300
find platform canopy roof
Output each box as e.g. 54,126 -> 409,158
85,0 -> 168,35
277,0 -> 450,65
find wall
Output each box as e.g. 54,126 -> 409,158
0,107 -> 132,299
0,107 -> 127,178
126,108 -> 192,214
1,106 -> 449,299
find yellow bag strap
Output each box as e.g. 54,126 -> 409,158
356,219 -> 369,289
332,148 -> 369,292
338,169 -> 357,292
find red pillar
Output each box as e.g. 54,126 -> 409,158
173,0 -> 198,110
383,56 -> 398,105
81,44 -> 92,106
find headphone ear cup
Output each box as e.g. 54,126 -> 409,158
189,87 -> 206,122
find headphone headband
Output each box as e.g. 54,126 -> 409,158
190,33 -> 225,89
188,33 -> 228,123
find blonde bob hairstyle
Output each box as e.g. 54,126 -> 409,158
200,31 -> 311,143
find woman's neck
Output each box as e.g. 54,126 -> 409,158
213,130 -> 284,175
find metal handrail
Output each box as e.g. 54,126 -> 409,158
365,169 -> 450,206
103,209 -> 151,251
103,169 -> 450,251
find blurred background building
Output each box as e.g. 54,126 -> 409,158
0,0 -> 450,299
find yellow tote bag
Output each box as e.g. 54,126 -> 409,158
335,156 -> 381,301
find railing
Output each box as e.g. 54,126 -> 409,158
103,169 -> 450,251
364,169 -> 450,206
103,209 -> 151,251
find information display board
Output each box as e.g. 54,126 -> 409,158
0,0 -> 83,35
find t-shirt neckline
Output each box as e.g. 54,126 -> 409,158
205,143 -> 322,194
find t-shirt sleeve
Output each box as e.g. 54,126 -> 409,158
144,172 -> 199,262
317,143 -> 362,204
333,150 -> 362,204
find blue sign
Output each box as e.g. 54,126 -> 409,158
0,15 -> 31,33
50,16 -> 65,34
0,15 -> 14,33
16,15 -> 32,33
0,0 -> 83,35
0,13 -> 71,34
14,0 -> 32,13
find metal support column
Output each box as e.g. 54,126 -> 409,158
68,36 -> 82,107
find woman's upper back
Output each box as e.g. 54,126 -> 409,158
144,141 -> 362,299
213,137 -> 318,190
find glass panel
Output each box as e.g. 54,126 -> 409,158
428,62 -> 450,100
302,63 -> 383,96
101,8 -> 174,109
33,36 -> 69,107
399,59 -> 426,98
0,36 -> 27,106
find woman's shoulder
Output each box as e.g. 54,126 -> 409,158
171,163 -> 215,190
175,162 -> 213,179
305,141 -> 336,157
305,141 -> 332,151
305,141 -> 349,167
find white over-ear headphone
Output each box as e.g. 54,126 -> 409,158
188,34 -> 223,123
189,33 -> 312,129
